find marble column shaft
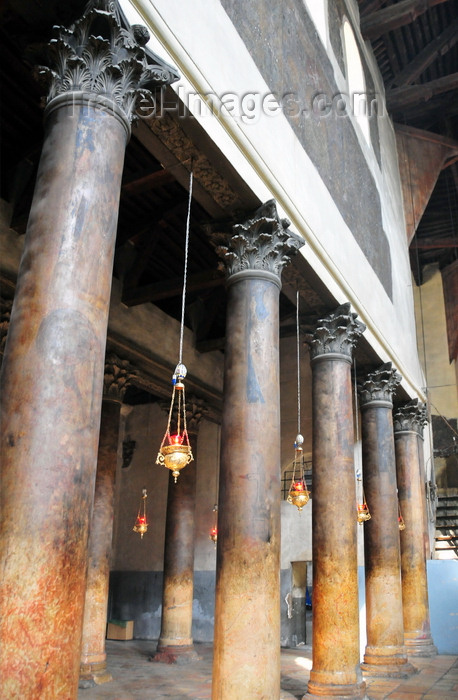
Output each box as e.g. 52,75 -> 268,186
155,399 -> 206,663
211,201 -> 301,699
305,304 -> 366,700
0,5 -> 175,698
80,356 -> 136,683
394,401 -> 436,656
359,364 -> 415,678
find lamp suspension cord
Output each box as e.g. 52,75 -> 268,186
178,171 -> 193,366
353,358 -> 359,445
296,291 -> 301,435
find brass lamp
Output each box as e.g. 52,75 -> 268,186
287,434 -> 310,512
133,488 -> 148,538
156,363 -> 194,482
357,501 -> 371,523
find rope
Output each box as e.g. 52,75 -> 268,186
296,291 -> 301,435
178,171 -> 193,365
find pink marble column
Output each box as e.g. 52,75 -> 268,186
394,400 -> 437,657
154,398 -> 206,664
0,5 -> 175,697
211,201 -> 301,699
80,356 -> 137,686
304,304 -> 367,700
359,364 -> 416,678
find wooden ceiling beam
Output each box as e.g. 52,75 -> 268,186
360,0 -> 388,18
410,237 -> 458,249
387,72 -> 458,111
388,20 -> 458,88
122,268 -> 225,307
122,168 -> 175,196
361,0 -> 450,41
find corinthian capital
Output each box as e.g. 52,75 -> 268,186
35,0 -> 178,123
393,399 -> 428,436
306,303 -> 365,361
358,362 -> 402,407
212,200 -> 302,282
104,353 -> 137,401
0,298 -> 12,357
186,396 -> 209,435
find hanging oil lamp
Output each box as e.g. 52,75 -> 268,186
156,363 -> 193,482
287,434 -> 310,512
156,172 -> 194,483
398,501 -> 406,530
133,488 -> 148,538
357,499 -> 371,523
286,292 -> 310,512
209,504 -> 218,546
354,365 -> 371,524
356,472 -> 371,523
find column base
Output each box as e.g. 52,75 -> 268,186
404,635 -> 437,657
150,644 -> 200,665
79,660 -> 112,688
361,658 -> 417,679
304,679 -> 367,699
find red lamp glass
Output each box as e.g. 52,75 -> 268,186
133,489 -> 148,538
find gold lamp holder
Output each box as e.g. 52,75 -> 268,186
287,434 -> 310,512
398,501 -> 406,530
209,504 -> 218,546
156,363 -> 194,482
133,488 -> 148,538
357,499 -> 371,523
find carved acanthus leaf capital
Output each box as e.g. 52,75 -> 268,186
358,362 -> 402,406
393,399 -> 428,436
104,353 -> 137,401
0,297 -> 12,356
186,396 -> 209,435
212,200 -> 303,280
35,0 -> 178,123
306,303 -> 366,360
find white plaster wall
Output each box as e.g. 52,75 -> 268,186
122,0 -> 425,401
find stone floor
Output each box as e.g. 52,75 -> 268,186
78,641 -> 458,699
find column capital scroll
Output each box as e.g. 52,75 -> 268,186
306,303 -> 366,362
186,396 -> 208,436
0,297 -> 12,358
393,399 -> 428,436
103,353 -> 137,402
359,362 -> 402,408
34,0 -> 179,125
212,200 -> 302,284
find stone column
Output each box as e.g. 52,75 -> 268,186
154,397 -> 207,664
304,304 -> 366,700
80,355 -> 137,686
359,364 -> 416,678
211,201 -> 301,699
0,4 -> 176,698
394,400 -> 437,656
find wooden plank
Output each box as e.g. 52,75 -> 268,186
410,237 -> 458,248
122,268 -> 225,307
387,72 -> 458,110
122,169 -> 175,195
389,21 -> 458,88
441,260 -> 458,362
361,0 -> 450,41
